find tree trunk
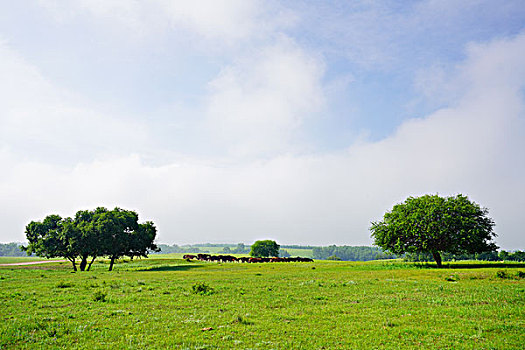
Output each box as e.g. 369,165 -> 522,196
432,251 -> 443,268
87,256 -> 96,271
109,257 -> 115,271
79,254 -> 88,271
68,257 -> 77,271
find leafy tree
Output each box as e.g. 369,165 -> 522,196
498,250 -> 510,260
370,194 -> 497,267
23,207 -> 159,271
97,208 -> 159,271
73,207 -> 108,271
23,215 -> 82,271
507,250 -> 525,261
250,240 -> 279,258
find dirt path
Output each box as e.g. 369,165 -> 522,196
0,260 -> 67,266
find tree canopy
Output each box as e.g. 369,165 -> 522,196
370,194 -> 497,267
250,240 -> 280,258
23,207 -> 159,271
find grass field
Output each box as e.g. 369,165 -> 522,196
1,257 -> 524,349
0,256 -> 51,264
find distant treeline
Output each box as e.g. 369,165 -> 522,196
0,243 -> 27,257
312,245 -> 398,261
406,250 -> 525,262
2,242 -> 524,262
153,243 -> 252,255
281,245 -> 316,249
217,243 -> 251,254
154,244 -> 208,254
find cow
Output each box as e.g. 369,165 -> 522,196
197,254 -> 211,261
183,254 -> 196,261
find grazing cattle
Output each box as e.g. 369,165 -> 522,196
197,254 -> 211,261
217,255 -> 237,262
190,254 -> 313,263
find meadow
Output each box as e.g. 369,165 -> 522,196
0,257 -> 523,349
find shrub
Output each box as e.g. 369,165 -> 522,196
56,281 -> 73,288
495,270 -> 510,279
93,290 -> 107,302
191,282 -> 215,296
445,274 -> 459,282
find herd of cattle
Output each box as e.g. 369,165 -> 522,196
183,253 -> 314,263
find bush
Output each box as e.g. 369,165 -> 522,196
495,270 -> 510,279
191,282 -> 215,296
92,290 -> 107,302
56,281 -> 73,288
327,255 -> 341,261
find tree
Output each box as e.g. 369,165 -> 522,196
96,208 -> 159,271
73,207 -> 108,271
370,194 -> 497,267
23,207 -> 159,271
23,215 -> 82,271
250,240 -> 280,257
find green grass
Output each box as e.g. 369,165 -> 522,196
0,258 -> 523,349
0,256 -> 52,264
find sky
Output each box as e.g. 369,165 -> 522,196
1,1 -> 524,249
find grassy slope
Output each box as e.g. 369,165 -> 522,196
0,258 -> 523,349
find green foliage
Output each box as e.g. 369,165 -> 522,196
371,194 -> 497,267
250,240 -> 280,258
191,282 -> 215,296
313,245 -> 397,261
500,250 -> 525,261
23,207 -> 159,271
92,290 -> 107,302
327,255 -> 342,261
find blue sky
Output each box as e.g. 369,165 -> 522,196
1,1 -> 524,249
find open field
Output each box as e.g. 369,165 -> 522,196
1,258 -> 524,349
0,256 -> 52,264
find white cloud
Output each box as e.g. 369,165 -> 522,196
0,40 -> 148,163
37,0 -> 293,47
205,37 -> 325,156
3,28 -> 524,248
